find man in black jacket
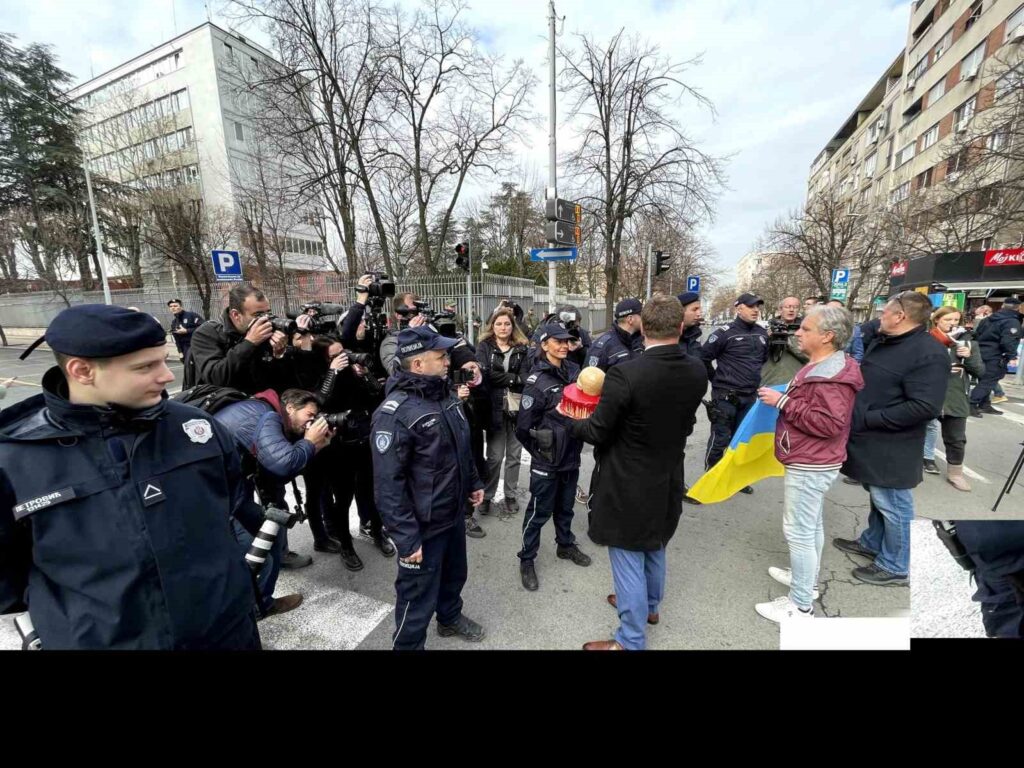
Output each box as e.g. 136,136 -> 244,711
834,291 -> 948,586
167,299 -> 203,362
969,296 -> 1022,416
676,291 -> 704,358
184,284 -> 294,394
565,295 -> 707,651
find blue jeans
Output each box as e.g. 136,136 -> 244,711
782,468 -> 838,610
923,419 -> 940,461
232,518 -> 285,613
858,486 -> 913,576
609,547 -> 666,651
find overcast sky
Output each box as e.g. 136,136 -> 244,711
1,0 -> 913,274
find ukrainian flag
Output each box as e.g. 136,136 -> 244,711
687,385 -> 787,505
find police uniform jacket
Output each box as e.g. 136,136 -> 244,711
699,318 -> 769,395
588,324 -> 643,372
170,310 -> 203,354
679,324 -> 703,358
0,368 -> 259,649
371,371 -> 483,559
973,308 -> 1023,361
515,357 -> 583,473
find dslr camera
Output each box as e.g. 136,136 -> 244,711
253,313 -> 297,337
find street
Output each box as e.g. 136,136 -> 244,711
910,520 -> 986,639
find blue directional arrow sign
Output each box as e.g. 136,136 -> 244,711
212,250 -> 243,282
530,247 -> 577,263
686,275 -> 700,293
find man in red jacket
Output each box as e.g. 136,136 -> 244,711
755,306 -> 863,623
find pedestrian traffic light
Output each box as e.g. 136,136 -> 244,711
655,251 -> 671,276
455,242 -> 470,271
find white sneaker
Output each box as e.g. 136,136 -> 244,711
768,566 -> 820,600
755,596 -> 814,624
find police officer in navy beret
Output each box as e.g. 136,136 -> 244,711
676,292 -> 704,359
0,305 -> 262,649
371,326 -> 486,650
588,298 -> 644,372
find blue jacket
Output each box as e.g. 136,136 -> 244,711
680,324 -> 703,358
700,317 -> 770,395
0,368 -> 258,649
955,520 -> 1024,611
371,371 -> 483,558
587,324 -> 643,372
213,392 -> 317,507
515,357 -> 583,472
974,308 -> 1023,361
846,323 -> 864,363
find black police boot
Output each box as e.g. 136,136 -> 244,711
832,537 -> 878,560
683,484 -> 702,506
923,459 -> 940,475
437,614 -> 486,642
372,532 -> 396,557
970,405 -> 984,418
339,545 -> 364,572
980,404 -> 1003,415
520,560 -> 539,591
314,536 -> 342,554
557,544 -> 592,567
466,518 -> 486,538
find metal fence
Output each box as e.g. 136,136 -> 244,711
0,272 -> 612,335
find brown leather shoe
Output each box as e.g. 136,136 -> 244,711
583,639 -> 624,651
263,593 -> 303,619
607,594 -> 659,625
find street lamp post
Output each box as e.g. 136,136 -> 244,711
2,75 -> 112,304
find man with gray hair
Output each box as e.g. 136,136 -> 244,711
833,291 -> 949,586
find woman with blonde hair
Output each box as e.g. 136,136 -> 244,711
923,305 -> 984,491
476,307 -> 530,516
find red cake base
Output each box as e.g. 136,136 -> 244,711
560,383 -> 600,419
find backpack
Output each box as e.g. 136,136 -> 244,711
172,384 -> 249,414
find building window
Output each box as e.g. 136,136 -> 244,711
954,96 -> 977,129
988,128 -> 1010,151
234,122 -> 245,142
961,43 -> 985,81
224,42 -> 234,61
909,56 -> 928,82
916,167 -> 934,189
1007,5 -> 1024,40
947,148 -> 969,178
921,123 -> 939,150
934,29 -> 953,60
863,152 -> 878,178
965,1 -> 983,31
890,181 -> 911,204
896,141 -> 916,167
927,79 -> 945,107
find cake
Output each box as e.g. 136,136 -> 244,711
559,367 -> 606,419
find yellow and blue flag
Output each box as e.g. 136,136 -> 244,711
687,385 -> 787,505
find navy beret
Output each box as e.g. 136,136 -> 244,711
677,291 -> 700,307
43,305 -> 167,358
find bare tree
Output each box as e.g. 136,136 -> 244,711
560,29 -> 725,324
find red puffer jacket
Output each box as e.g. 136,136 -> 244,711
774,351 -> 864,471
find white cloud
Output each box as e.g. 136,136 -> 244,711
0,0 -> 913,270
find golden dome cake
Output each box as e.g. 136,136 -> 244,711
560,366 -> 605,419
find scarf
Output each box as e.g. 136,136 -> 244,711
930,328 -> 955,348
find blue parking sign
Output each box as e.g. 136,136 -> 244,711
686,276 -> 700,293
212,250 -> 243,282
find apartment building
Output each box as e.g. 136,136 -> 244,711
67,22 -> 326,283
810,0 -> 1024,235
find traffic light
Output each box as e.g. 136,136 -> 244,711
455,242 -> 470,271
655,251 -> 671,276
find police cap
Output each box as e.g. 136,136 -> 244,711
396,325 -> 460,359
614,298 -> 642,319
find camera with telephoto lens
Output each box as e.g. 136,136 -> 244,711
253,313 -> 298,337
321,411 -> 350,430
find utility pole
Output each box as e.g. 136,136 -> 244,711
467,230 -> 474,345
646,243 -> 653,300
547,0 -> 558,314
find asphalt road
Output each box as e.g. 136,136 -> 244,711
910,519 -> 986,639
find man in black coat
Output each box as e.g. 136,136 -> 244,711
969,295 -> 1022,416
834,291 -> 948,586
564,295 -> 708,651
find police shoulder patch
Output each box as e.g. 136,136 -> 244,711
587,356 -> 599,367
382,399 -> 401,414
374,431 -> 393,454
521,395 -> 534,410
182,418 -> 213,444
708,335 -> 718,344
526,374 -> 539,384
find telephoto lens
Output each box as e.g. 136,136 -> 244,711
317,302 -> 347,315
245,505 -> 293,573
346,352 -> 372,366
322,411 -> 350,430
14,613 -> 41,651
266,315 -> 298,336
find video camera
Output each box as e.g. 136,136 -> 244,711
365,272 -> 396,300
767,317 -> 801,362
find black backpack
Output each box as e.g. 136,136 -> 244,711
172,384 -> 249,414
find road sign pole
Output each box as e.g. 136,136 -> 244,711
548,0 -> 558,314
467,231 -> 474,345
646,243 -> 653,300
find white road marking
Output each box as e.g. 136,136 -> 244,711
933,449 -> 991,484
996,410 -> 1024,428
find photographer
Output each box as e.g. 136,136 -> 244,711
761,297 -> 808,388
185,284 -> 298,394
308,337 -> 396,570
214,388 -> 333,618
531,305 -> 591,368
378,291 -> 428,374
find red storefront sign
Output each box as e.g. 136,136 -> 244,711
890,261 -> 908,277
984,248 -> 1024,267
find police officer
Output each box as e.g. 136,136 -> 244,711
0,305 -> 261,649
938,520 -> 1024,638
371,326 -> 486,650
588,298 -> 644,372
677,292 -> 704,358
531,305 -> 592,368
167,298 -> 203,363
969,296 -> 1023,416
700,293 -> 770,492
515,323 -> 592,592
